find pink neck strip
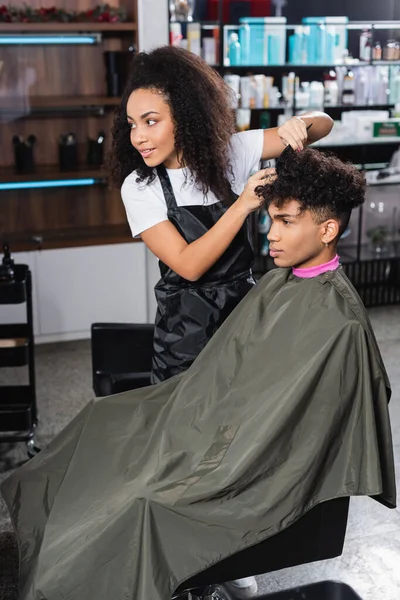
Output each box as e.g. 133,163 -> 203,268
292,254 -> 340,279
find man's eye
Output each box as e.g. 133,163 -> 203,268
283,219 -> 291,225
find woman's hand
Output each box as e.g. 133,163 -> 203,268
278,116 -> 308,151
235,168 -> 276,216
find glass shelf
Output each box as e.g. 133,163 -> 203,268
0,23 -> 136,33
313,138 -> 400,148
0,165 -> 107,190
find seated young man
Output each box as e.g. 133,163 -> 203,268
2,148 -> 396,600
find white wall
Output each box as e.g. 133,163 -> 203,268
137,0 -> 169,52
0,244 -> 148,343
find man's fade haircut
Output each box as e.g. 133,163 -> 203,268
258,146 -> 366,237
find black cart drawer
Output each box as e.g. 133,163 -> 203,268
0,386 -> 33,432
0,324 -> 29,367
0,265 -> 29,304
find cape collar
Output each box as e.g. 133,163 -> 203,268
292,254 -> 340,279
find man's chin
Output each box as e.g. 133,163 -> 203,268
273,255 -> 290,268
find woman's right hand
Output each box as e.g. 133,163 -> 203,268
235,168 -> 276,216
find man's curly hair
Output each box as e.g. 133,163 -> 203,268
109,46 -> 236,205
258,147 -> 366,237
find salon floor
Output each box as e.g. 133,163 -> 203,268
0,307 -> 399,600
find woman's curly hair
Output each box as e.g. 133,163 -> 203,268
258,146 -> 366,236
109,46 -> 236,205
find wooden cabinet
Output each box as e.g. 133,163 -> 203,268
0,1 -> 138,251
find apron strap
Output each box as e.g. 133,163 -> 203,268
157,164 -> 239,209
156,165 -> 178,211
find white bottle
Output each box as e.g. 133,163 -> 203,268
309,81 -> 324,108
324,80 -> 339,106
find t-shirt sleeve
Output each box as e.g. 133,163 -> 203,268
228,130 -> 264,194
121,173 -> 168,238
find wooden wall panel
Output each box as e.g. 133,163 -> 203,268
0,0 -> 137,249
0,46 -> 107,98
4,1 -> 121,11
0,113 -> 116,167
0,185 -> 127,234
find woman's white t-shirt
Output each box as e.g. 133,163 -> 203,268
121,129 -> 264,238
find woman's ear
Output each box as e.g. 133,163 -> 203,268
322,219 -> 339,245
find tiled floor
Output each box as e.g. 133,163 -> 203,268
0,307 -> 399,600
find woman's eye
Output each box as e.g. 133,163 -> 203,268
283,220 -> 291,225
129,123 -> 136,130
147,119 -> 157,126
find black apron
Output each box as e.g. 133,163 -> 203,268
151,166 -> 255,384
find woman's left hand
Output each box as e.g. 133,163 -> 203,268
277,117 -> 308,151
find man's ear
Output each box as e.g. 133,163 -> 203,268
322,219 -> 339,245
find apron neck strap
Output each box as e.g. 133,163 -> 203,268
156,165 -> 178,211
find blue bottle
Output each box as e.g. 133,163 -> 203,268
239,23 -> 250,66
229,33 -> 241,66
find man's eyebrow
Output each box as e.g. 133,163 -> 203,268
127,111 -> 160,120
271,212 -> 299,219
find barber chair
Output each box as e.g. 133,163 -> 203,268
90,323 -> 351,600
172,497 -> 350,598
91,323 -> 154,396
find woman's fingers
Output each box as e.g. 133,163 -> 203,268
252,167 -> 276,182
280,129 -> 300,150
278,116 -> 308,151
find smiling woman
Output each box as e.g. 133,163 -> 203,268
126,90 -> 178,167
109,45 -> 333,395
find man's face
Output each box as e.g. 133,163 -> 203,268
267,199 -> 332,269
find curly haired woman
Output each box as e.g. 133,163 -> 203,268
111,46 -> 333,390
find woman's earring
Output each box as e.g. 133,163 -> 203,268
324,242 -> 329,247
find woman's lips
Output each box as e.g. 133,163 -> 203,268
139,148 -> 155,158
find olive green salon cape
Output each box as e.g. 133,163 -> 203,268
2,267 -> 396,600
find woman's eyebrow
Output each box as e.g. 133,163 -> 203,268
126,111 -> 160,120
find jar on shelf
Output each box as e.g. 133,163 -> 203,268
372,41 -> 382,60
170,0 -> 195,22
383,39 -> 400,61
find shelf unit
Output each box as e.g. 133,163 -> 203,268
0,1 -> 138,252
168,9 -> 400,306
0,23 -> 137,33
0,263 -> 39,456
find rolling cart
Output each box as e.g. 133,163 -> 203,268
0,245 -> 40,457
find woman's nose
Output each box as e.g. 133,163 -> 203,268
131,127 -> 148,144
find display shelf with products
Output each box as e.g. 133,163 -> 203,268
168,5 -> 400,305
0,1 -> 138,251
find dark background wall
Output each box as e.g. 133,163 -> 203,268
194,0 -> 400,22
283,0 -> 400,22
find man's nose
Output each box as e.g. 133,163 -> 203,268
267,223 -> 279,242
